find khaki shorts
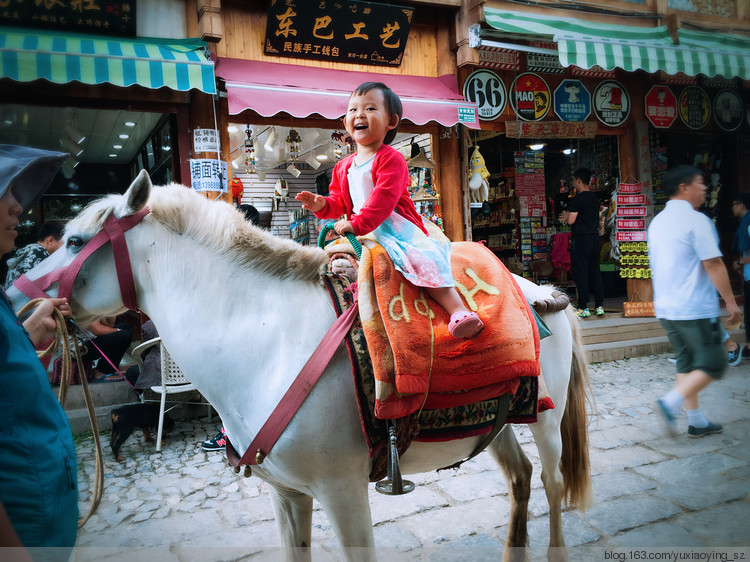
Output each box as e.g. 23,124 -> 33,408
660,318 -> 727,379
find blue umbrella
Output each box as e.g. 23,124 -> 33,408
0,145 -> 68,212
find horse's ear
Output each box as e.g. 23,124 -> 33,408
116,169 -> 151,218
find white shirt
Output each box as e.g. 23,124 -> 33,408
647,199 -> 722,320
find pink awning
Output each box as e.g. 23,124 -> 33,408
216,58 -> 479,129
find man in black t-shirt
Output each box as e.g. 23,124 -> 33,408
559,168 -> 604,317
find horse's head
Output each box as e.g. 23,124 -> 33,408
8,170 -> 152,324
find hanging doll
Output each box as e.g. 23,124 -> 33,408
468,146 -> 490,203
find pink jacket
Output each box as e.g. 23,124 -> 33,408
314,144 -> 427,236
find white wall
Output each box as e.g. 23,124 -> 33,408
137,0 -> 187,39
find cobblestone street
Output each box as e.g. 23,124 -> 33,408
70,353 -> 750,561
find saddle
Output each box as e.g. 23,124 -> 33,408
328,238 -> 541,419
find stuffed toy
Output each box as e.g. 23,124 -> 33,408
468,146 -> 490,203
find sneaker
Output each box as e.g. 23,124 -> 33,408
595,306 -> 605,316
576,308 -> 591,318
728,343 -> 744,367
687,421 -> 723,438
201,428 -> 226,451
656,398 -> 678,437
667,357 -> 677,364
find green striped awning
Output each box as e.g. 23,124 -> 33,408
482,8 -> 750,80
0,26 -> 216,94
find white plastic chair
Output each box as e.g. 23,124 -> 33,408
131,337 -> 211,451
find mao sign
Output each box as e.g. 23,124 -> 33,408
553,80 -> 591,122
593,80 -> 630,127
510,73 -> 551,121
463,69 -> 507,121
264,0 -> 413,66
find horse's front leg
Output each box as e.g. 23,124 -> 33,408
314,479 -> 376,562
268,485 -> 314,561
489,426 -> 532,562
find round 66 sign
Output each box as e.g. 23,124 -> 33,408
463,69 -> 507,121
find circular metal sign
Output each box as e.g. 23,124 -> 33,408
678,86 -> 711,130
463,69 -> 507,121
713,89 -> 743,131
510,73 -> 551,121
593,80 -> 630,127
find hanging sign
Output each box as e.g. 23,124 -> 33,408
477,47 -> 520,71
616,194 -> 646,206
572,66 -> 615,79
553,80 -> 591,122
264,0 -> 413,67
463,69 -> 507,121
618,182 -> 642,194
679,86 -> 711,129
510,73 -> 551,121
506,121 -> 597,139
190,159 -> 229,193
593,80 -> 630,127
193,129 -> 219,153
713,89 -> 743,131
645,85 -> 678,129
526,42 -> 565,74
617,219 -> 646,230
0,0 -> 136,36
616,206 -> 648,217
616,231 -> 647,242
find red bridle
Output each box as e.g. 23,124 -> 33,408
13,207 -> 150,311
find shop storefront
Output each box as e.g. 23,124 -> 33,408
204,1 -> 479,243
0,3 -> 217,251
457,6 -> 750,304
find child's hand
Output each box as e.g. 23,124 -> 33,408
295,191 -> 325,212
334,220 -> 354,235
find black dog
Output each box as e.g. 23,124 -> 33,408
110,403 -> 174,462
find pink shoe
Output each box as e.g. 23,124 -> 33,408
448,311 -> 484,339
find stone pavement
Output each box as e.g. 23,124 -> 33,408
70,352 -> 750,561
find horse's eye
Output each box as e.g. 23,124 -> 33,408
67,237 -> 84,248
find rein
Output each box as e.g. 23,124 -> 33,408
226,284 -> 360,469
13,207 -> 150,528
14,207 -> 150,309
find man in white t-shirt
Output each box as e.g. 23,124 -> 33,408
648,165 -> 741,438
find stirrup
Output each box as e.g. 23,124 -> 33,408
375,420 -> 415,495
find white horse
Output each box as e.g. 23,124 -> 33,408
9,171 -> 592,561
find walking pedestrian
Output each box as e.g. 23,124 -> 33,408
649,165 -> 742,438
559,167 -> 605,317
730,192 -> 750,357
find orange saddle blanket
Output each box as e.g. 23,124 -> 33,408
357,240 -> 540,419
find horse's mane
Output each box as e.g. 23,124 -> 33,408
75,184 -> 328,284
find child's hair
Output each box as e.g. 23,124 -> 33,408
350,82 -> 402,145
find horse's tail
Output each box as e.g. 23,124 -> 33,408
560,305 -> 594,510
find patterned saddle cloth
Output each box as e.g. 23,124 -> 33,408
321,273 -> 553,482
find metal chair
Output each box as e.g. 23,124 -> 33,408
131,337 -> 210,452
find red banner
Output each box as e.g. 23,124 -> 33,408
617,219 -> 646,230
616,206 -> 648,217
617,195 -> 646,206
618,182 -> 642,194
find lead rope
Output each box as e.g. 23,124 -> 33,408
18,299 -> 104,529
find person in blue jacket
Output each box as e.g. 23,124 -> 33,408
0,145 -> 77,560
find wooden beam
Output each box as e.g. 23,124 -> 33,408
198,0 -> 223,43
438,125 -> 465,241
